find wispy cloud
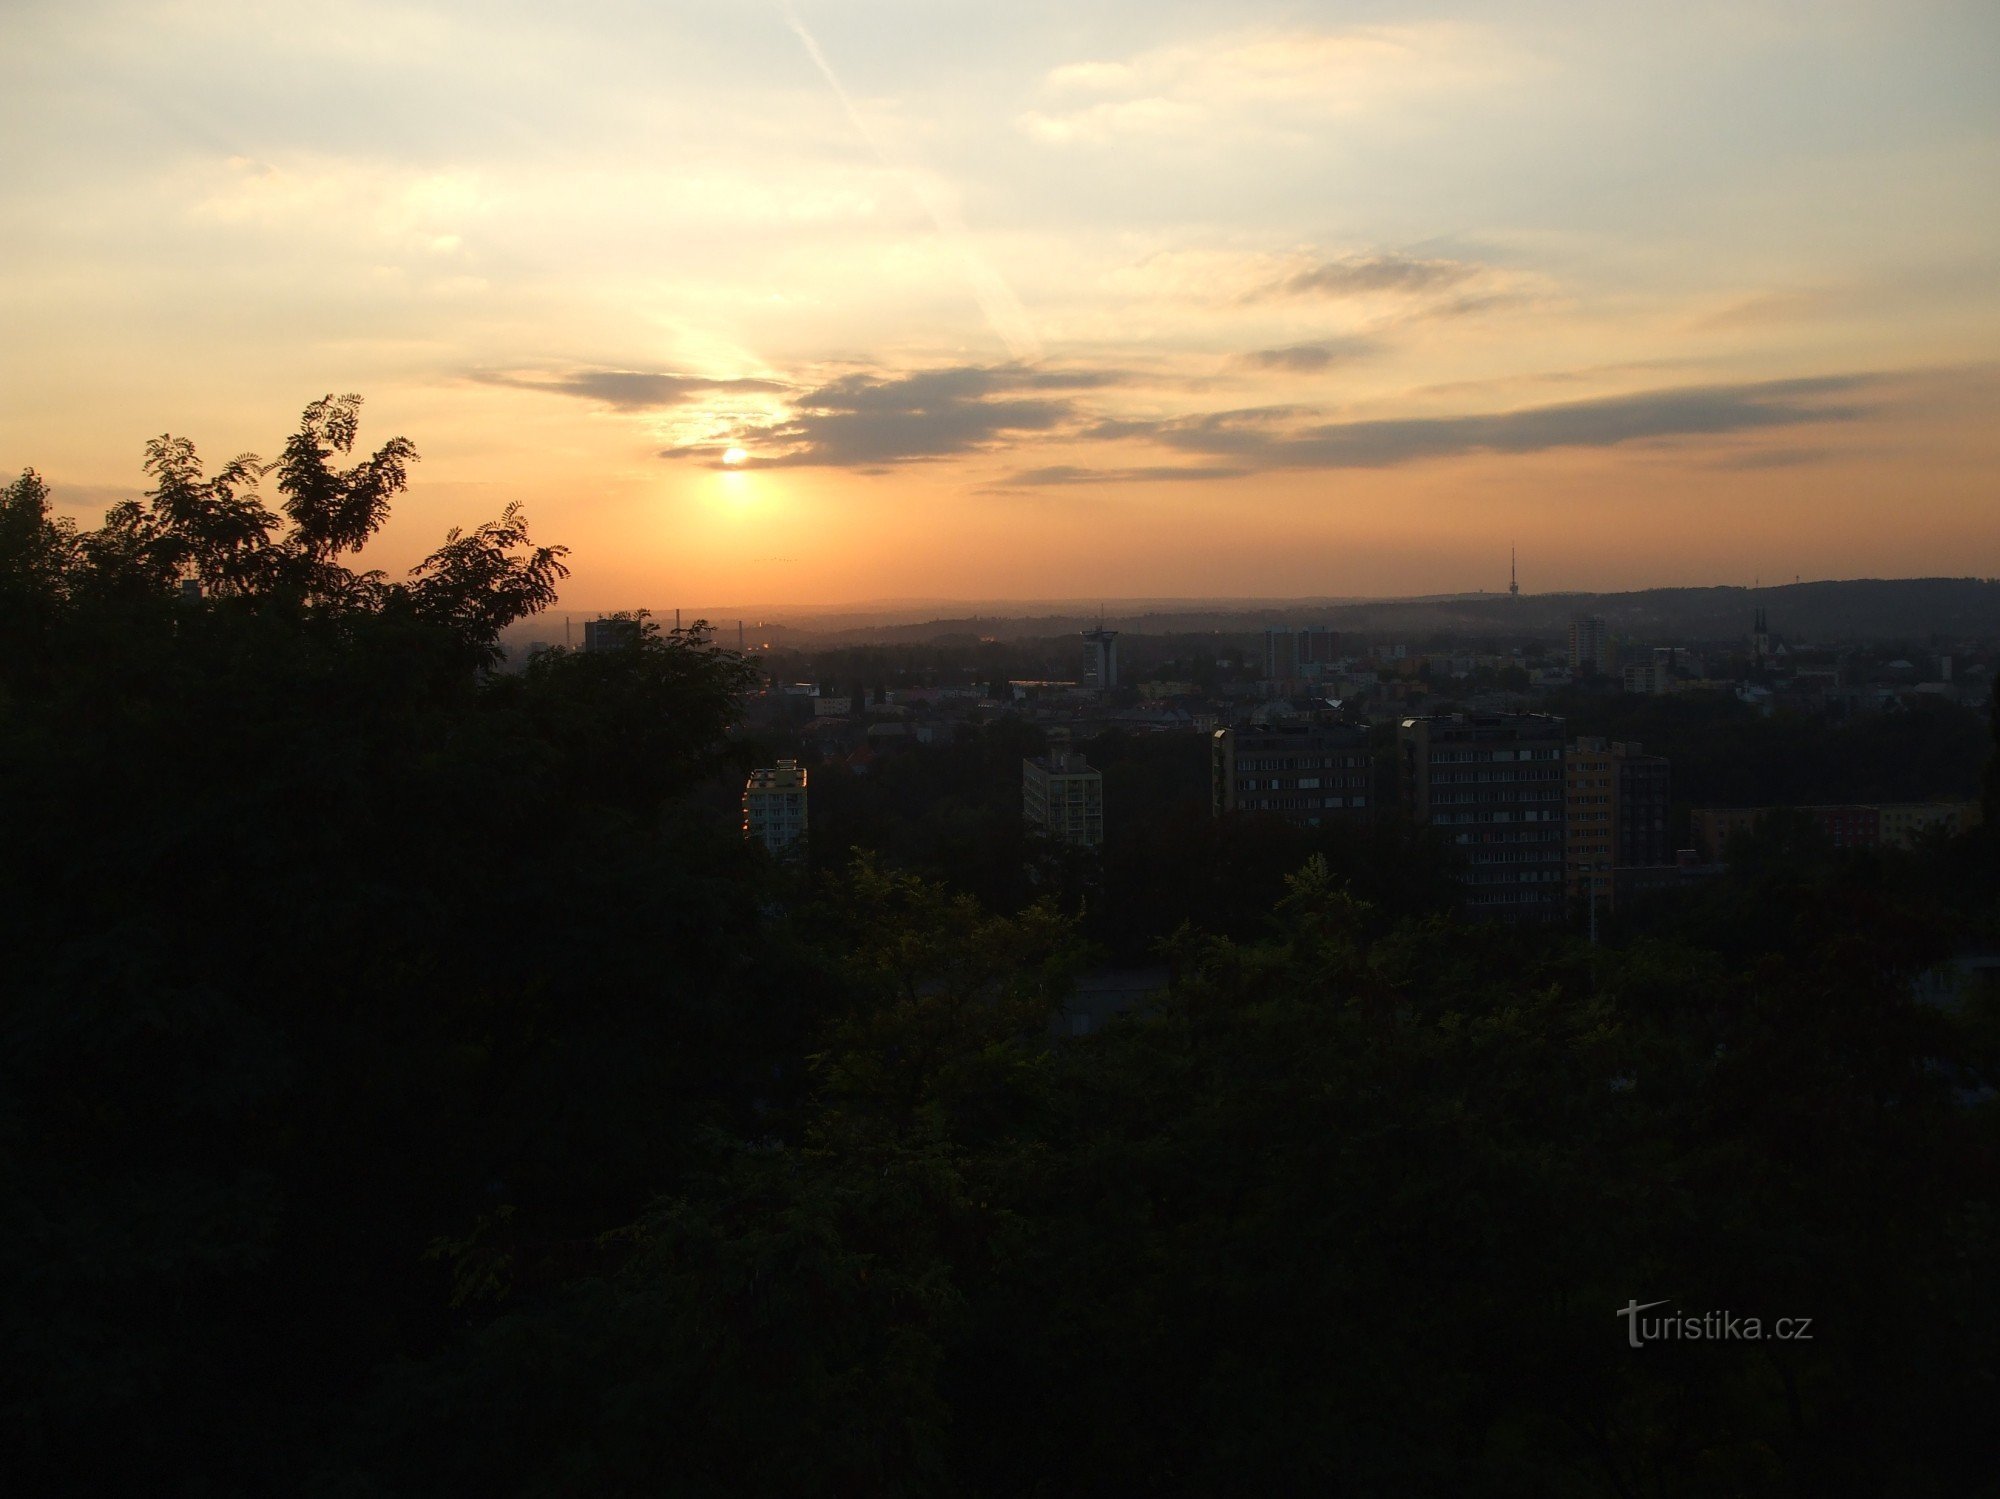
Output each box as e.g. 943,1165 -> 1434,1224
660,363 -> 1120,468
1251,254 -> 1478,302
474,368 -> 788,410
1000,463 -> 1253,486
1236,337 -> 1378,372
1020,25 -> 1525,144
1101,375 -> 1879,472
777,1 -> 1040,361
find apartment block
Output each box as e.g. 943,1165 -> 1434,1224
1401,713 -> 1567,921
1565,738 -> 1670,906
1024,746 -> 1105,847
1261,626 -> 1342,684
582,616 -> 641,653
743,760 -> 808,853
1567,614 -> 1614,677
1211,722 -> 1375,826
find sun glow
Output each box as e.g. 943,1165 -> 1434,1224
722,446 -> 748,466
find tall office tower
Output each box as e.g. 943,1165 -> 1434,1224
742,760 -> 809,853
1082,627 -> 1120,693
1023,744 -> 1105,847
1401,713 -> 1567,921
1212,721 -> 1376,825
1567,613 -> 1613,677
1565,738 -> 1671,905
583,615 -> 641,653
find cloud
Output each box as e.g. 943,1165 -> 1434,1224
660,364 -> 1123,468
779,1 -> 1041,361
1110,375 -> 1877,471
1020,25 -> 1523,144
1408,291 -> 1532,322
1708,446 -> 1835,470
1249,254 -> 1478,302
474,368 -> 788,411
1001,464 -> 1253,486
1236,338 -> 1377,372
1693,289 -> 1840,331
650,363 -> 1885,480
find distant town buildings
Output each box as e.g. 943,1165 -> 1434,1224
1691,801 -> 1980,859
1622,646 -> 1706,696
1211,721 -> 1374,825
743,760 -> 808,853
1401,713 -> 1567,921
1024,734 -> 1104,847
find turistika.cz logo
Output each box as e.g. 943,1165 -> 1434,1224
1617,1300 -> 1814,1348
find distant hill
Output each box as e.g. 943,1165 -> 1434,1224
507,577 -> 2000,651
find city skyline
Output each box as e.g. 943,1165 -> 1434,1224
5,0 -> 1998,606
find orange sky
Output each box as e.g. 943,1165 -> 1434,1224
4,1 -> 1998,613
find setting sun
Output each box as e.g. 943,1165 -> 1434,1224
722,447 -> 748,467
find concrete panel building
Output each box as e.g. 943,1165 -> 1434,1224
1566,738 -> 1670,907
743,760 -> 808,853
1567,614 -> 1614,677
1401,713 -> 1567,921
1025,745 -> 1105,847
1211,722 -> 1375,825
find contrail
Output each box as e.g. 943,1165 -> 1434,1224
777,1 -> 1042,362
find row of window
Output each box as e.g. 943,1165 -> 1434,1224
1236,755 -> 1369,771
1239,776 -> 1366,792
1238,795 -> 1370,811
1429,789 -> 1565,807
1428,746 -> 1563,763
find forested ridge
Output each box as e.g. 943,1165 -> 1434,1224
3,402 -> 1997,1496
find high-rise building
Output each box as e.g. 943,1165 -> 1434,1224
1261,626 -> 1341,684
1024,742 -> 1104,847
743,760 -> 808,853
1401,713 -> 1567,921
1565,739 -> 1615,903
583,615 -> 642,653
1615,745 -> 1671,869
1567,614 -> 1613,677
1211,722 -> 1375,825
1566,738 -> 1670,906
1261,628 -> 1299,684
1082,628 -> 1119,693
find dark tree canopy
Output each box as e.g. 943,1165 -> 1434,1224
1,401 -> 1996,1498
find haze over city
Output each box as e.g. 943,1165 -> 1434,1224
6,0 -> 1998,605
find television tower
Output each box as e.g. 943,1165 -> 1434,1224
1509,546 -> 1519,600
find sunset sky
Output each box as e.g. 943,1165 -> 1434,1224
4,0 -> 1997,610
